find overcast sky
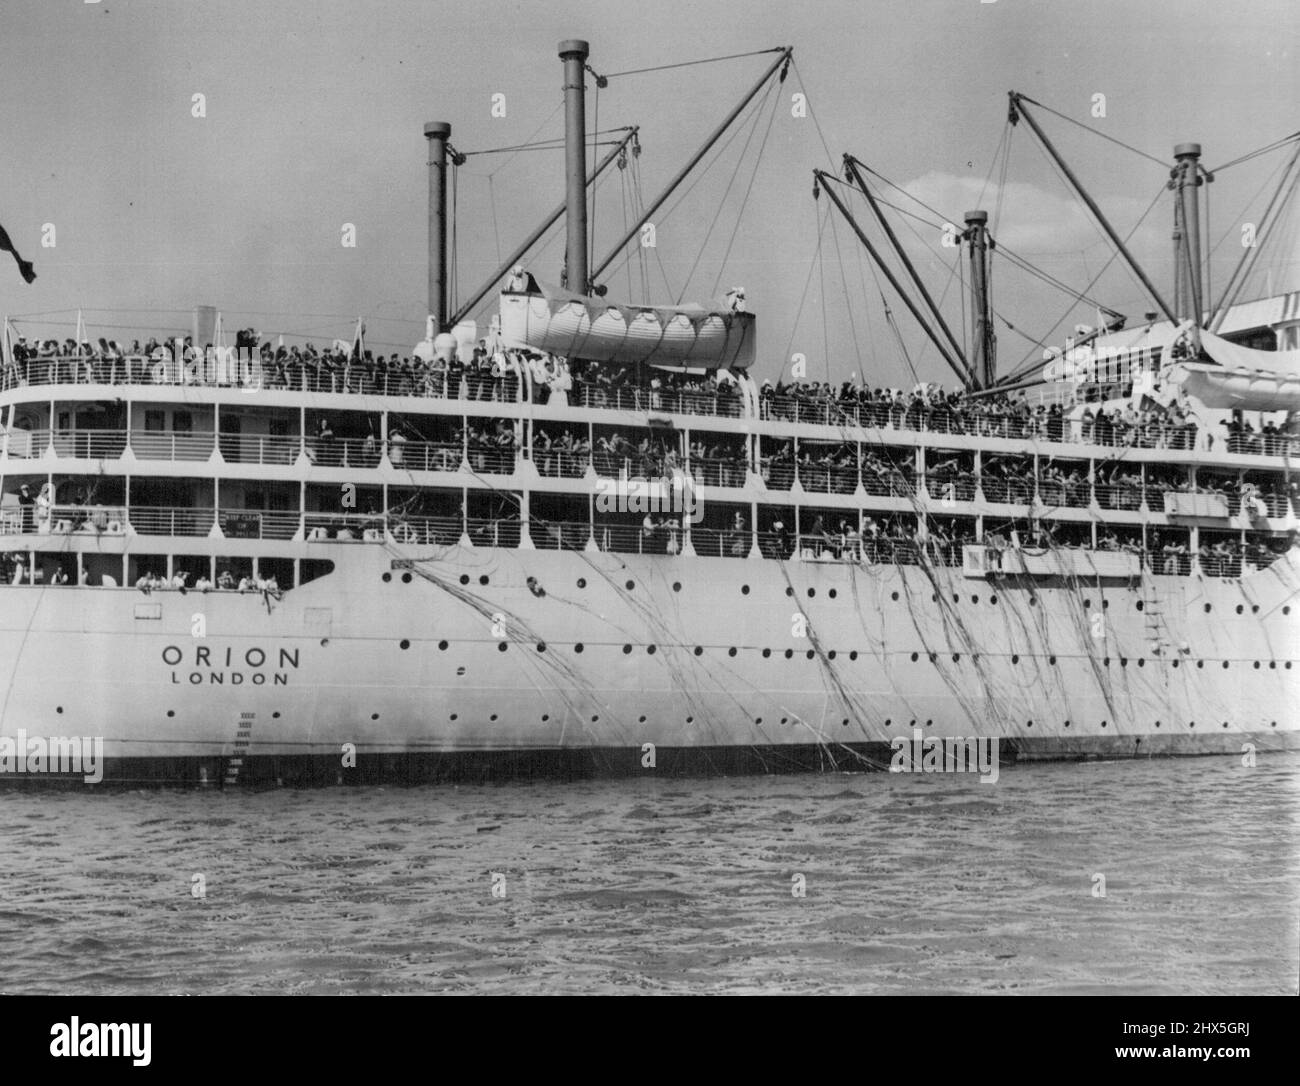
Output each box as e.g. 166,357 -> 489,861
1,0 -> 1296,389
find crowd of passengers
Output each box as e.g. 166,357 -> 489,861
8,333 -> 1297,457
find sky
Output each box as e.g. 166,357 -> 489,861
0,0 -> 1296,390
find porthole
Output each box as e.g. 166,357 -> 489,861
1270,661 -> 1277,669
401,572 -> 411,584
541,714 -> 549,722
371,713 -> 379,720
694,646 -> 704,656
1173,660 -> 1180,668
459,575 -> 469,585
807,588 -> 816,598
741,585 -> 750,594
1196,660 -> 1204,669
399,639 -> 410,650
1288,662 -> 1294,669
450,713 -> 458,721
1253,661 -> 1260,670
972,654 -> 980,663
884,719 -> 892,727
672,582 -> 681,592
1100,721 -> 1107,728
929,653 -> 938,663
785,649 -> 794,659
490,714 -> 498,722
925,719 -> 933,727
827,650 -> 837,660
971,595 -> 979,605
785,587 -> 794,597
1049,655 -> 1057,665
577,578 -> 587,588
1222,721 -> 1229,729
849,651 -> 858,661
891,591 -> 900,602
1084,599 -> 1091,609
909,719 -> 916,727
910,652 -> 919,662
1120,658 -> 1128,667
1011,654 -> 1019,664
729,647 -> 739,657
592,715 -> 599,723
1285,606 -> 1292,616
647,645 -> 656,655
1222,661 -> 1230,669
1235,604 -> 1244,615
1271,721 -> 1278,727
1189,721 -> 1196,728
1154,721 -> 1160,728
755,717 -> 763,725
1137,658 -> 1145,668
842,718 -> 849,726
574,643 -> 584,653
438,640 -> 448,650
1204,604 -> 1211,613
1102,599 -> 1109,610
990,596 -> 998,605
1252,605 -> 1259,614
479,575 -> 488,586
805,649 -> 814,659
1028,597 -> 1038,607
952,593 -> 960,603
625,580 -> 635,591
1063,720 -> 1071,728
931,593 -> 938,602
166,710 -> 175,718
762,648 -> 772,658
1136,601 -> 1144,612
536,642 -> 546,652
781,717 -> 789,725
952,653 -> 960,662
272,712 -> 280,719
623,645 -> 632,654
1103,656 -> 1110,665
382,572 -> 392,583
497,642 -> 508,653
828,589 -> 837,599
1026,720 -> 1033,728
638,715 -> 647,724
686,716 -> 694,724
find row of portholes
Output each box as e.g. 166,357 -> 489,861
382,571 -> 1294,621
397,640 -> 1295,670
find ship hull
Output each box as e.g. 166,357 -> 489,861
0,544 -> 1296,786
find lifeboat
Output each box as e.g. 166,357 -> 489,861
498,278 -> 755,368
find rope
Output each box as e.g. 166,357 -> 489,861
601,47 -> 786,80
1015,93 -> 1167,167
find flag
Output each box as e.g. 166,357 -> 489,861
351,318 -> 366,360
0,221 -> 36,284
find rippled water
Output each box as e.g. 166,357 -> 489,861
0,754 -> 1295,994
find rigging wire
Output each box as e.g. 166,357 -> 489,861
1208,130 -> 1300,174
708,78 -> 782,298
1013,94 -> 1168,167
780,203 -> 831,382
600,47 -> 787,80
676,77 -> 777,302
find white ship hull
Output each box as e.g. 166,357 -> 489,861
1,543 -> 1296,785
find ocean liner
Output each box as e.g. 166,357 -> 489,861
1,42 -> 1298,786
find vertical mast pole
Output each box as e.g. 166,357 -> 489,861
424,121 -> 452,331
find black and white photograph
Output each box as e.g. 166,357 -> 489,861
0,0 -> 1295,1043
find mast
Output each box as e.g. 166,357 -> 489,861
448,128 -> 639,327
559,39 -> 590,294
1172,142 -> 1206,323
424,121 -> 452,331
816,169 -> 977,388
964,210 -> 995,387
590,47 -> 793,288
1010,92 -> 1177,324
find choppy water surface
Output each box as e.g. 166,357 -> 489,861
1,754 -> 1295,994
